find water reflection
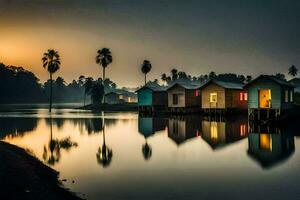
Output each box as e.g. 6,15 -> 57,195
247,123 -> 295,169
0,118 -> 38,139
43,118 -> 78,166
138,117 -> 167,160
96,117 -> 113,168
167,116 -> 201,145
2,110 -> 300,200
201,117 -> 248,150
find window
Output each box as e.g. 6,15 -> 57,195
173,121 -> 179,135
210,93 -> 217,103
195,90 -> 199,97
285,90 -> 289,103
240,92 -> 243,101
210,122 -> 218,140
240,92 -> 248,101
240,124 -> 246,136
244,93 -> 248,101
290,90 -> 293,102
173,94 -> 178,105
260,134 -> 272,151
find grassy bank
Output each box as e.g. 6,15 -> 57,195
0,141 -> 82,200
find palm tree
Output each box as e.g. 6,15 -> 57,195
171,68 -> 178,81
209,71 -> 216,79
289,65 -> 298,77
83,77 -> 94,106
141,60 -> 152,85
90,82 -> 105,105
42,49 -> 61,112
96,48 -> 113,82
161,73 -> 167,83
246,75 -> 252,83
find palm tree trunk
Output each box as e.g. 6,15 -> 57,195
103,67 -> 106,104
49,73 -> 53,112
102,115 -> 105,145
84,91 -> 86,106
144,73 -> 147,85
50,117 -> 53,141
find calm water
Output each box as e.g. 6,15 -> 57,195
1,108 -> 300,200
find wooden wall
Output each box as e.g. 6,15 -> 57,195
167,85 -> 186,107
185,89 -> 201,107
153,91 -> 168,106
201,83 -> 225,109
138,88 -> 153,106
247,79 -> 282,109
225,89 -> 248,109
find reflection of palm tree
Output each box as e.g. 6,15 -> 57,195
96,117 -> 113,168
43,118 -> 78,166
142,141 -> 152,161
42,49 -> 61,112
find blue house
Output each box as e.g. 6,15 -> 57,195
136,82 -> 168,112
245,75 -> 294,119
247,125 -> 295,169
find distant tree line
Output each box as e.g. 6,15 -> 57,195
0,62 -> 117,104
159,68 -> 253,85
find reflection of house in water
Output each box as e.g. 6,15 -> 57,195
138,117 -> 167,138
201,118 -> 248,150
247,125 -> 295,169
168,117 -> 201,145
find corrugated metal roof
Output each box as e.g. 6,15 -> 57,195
136,82 -> 167,92
245,75 -> 293,88
200,79 -> 244,90
166,80 -> 203,90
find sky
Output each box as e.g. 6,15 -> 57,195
0,0 -> 299,87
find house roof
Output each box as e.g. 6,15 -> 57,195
135,82 -> 167,92
105,89 -> 137,97
166,80 -> 203,91
200,79 -> 244,90
245,75 -> 294,88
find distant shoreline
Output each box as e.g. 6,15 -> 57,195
79,103 -> 138,112
0,141 -> 83,200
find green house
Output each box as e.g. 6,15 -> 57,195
247,126 -> 295,169
138,117 -> 167,138
136,82 -> 168,111
245,75 -> 294,111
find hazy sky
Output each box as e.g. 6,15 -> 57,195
0,0 -> 299,87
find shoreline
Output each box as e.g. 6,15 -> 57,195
0,141 -> 83,200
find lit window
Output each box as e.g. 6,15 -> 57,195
260,134 -> 272,151
210,93 -> 217,103
240,124 -> 246,136
195,90 -> 199,97
285,90 -> 289,103
244,93 -> 248,101
210,122 -> 218,140
240,92 -> 243,101
290,90 -> 293,102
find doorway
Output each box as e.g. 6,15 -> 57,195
259,89 -> 271,108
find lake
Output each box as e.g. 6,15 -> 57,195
1,108 -> 300,200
